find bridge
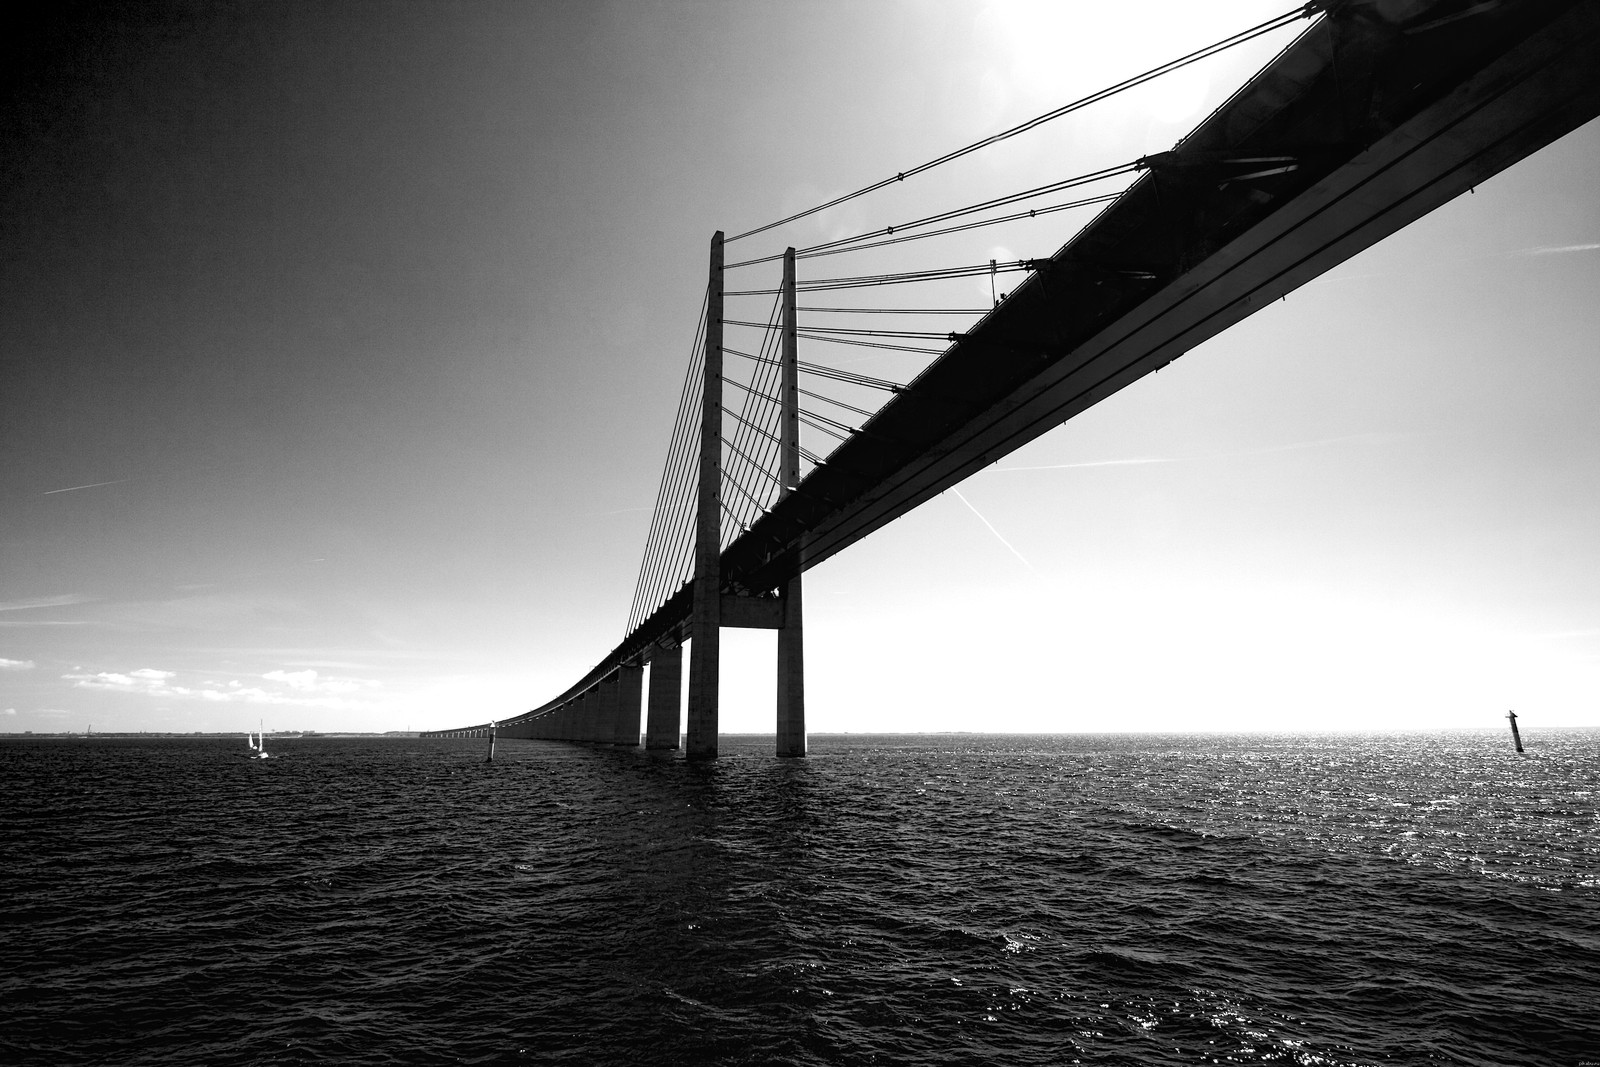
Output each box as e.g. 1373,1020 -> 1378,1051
427,0 -> 1600,756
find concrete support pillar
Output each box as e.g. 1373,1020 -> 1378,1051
580,690 -> 597,742
614,664 -> 643,745
646,642 -> 682,749
777,576 -> 805,757
775,246 -> 806,758
595,681 -> 611,748
687,231 -> 724,760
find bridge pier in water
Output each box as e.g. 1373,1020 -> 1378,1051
646,641 -> 682,748
613,664 -> 642,745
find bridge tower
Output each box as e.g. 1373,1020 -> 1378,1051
775,246 -> 805,757
685,232 -> 725,758
685,235 -> 806,759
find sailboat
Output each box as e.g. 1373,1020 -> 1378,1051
246,721 -> 271,759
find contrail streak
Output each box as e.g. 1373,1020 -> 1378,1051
995,457 -> 1172,472
44,479 -> 128,495
951,488 -> 1035,572
995,433 -> 1406,473
1519,242 -> 1600,255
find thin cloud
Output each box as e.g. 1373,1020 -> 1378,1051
952,488 -> 1035,572
588,505 -> 654,517
43,478 -> 130,495
0,658 -> 36,671
263,668 -> 380,695
0,594 -> 93,612
0,620 -> 93,628
63,664 -> 381,710
1320,242 -> 1598,283
1217,431 -> 1413,459
1516,242 -> 1600,256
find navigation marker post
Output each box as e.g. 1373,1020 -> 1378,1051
1507,710 -> 1524,754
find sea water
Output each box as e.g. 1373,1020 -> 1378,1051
3,731 -> 1596,1065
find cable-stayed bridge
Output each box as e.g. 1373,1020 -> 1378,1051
427,0 -> 1600,755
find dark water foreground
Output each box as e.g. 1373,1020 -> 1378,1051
2,731 -> 1596,1066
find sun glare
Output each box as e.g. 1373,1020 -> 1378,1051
976,0 -> 1284,125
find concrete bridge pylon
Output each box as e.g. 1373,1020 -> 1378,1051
685,235 -> 806,759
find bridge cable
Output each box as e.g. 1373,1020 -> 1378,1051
792,324 -> 953,340
798,387 -> 880,423
799,305 -> 993,315
730,259 -> 1035,297
723,185 -> 1121,272
629,293 -> 702,627
798,413 -> 852,443
634,351 -> 705,628
725,403 -> 786,453
798,332 -> 948,356
628,287 -> 709,632
639,291 -> 727,629
798,361 -> 904,392
723,4 -> 1314,245
722,290 -> 785,539
795,191 -> 1124,262
792,165 -> 1137,260
798,408 -> 863,439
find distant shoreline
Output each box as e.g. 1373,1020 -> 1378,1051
0,731 -> 422,739
6,727 -> 1592,740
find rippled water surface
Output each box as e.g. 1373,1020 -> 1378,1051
3,731 -> 1597,1065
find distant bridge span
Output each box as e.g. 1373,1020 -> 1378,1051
428,0 -> 1600,752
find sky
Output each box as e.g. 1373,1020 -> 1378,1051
3,1 -> 1596,736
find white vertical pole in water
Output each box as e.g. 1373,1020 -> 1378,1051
486,721 -> 497,763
